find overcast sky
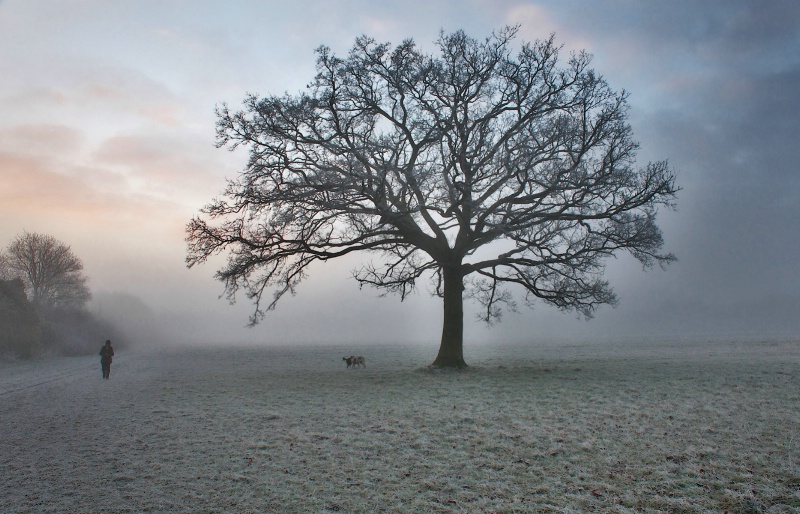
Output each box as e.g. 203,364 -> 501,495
1,0 -> 798,347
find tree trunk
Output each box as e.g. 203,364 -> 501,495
431,265 -> 467,368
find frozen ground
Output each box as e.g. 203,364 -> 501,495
1,338 -> 799,513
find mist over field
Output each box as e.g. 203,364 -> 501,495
2,339 -> 798,511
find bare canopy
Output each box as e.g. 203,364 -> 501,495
186,27 -> 678,367
2,231 -> 91,310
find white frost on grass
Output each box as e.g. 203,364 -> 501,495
1,339 -> 799,512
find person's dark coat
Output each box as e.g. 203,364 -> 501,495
99,344 -> 114,362
100,342 -> 114,379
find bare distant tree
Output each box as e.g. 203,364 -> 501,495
3,232 -> 91,309
187,27 -> 678,368
0,252 -> 11,280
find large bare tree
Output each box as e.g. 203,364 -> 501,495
187,27 -> 678,367
2,232 -> 91,310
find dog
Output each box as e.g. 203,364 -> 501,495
343,355 -> 366,368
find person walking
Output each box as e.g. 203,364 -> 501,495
99,340 -> 114,379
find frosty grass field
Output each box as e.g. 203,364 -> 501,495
1,338 -> 798,513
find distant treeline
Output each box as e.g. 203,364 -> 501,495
0,277 -> 127,359
0,278 -> 40,358
0,232 -> 129,360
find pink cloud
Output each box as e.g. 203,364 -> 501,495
75,80 -> 187,128
0,124 -> 86,157
0,147 -> 194,274
0,154 -> 83,200
90,133 -> 234,210
138,106 -> 182,127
